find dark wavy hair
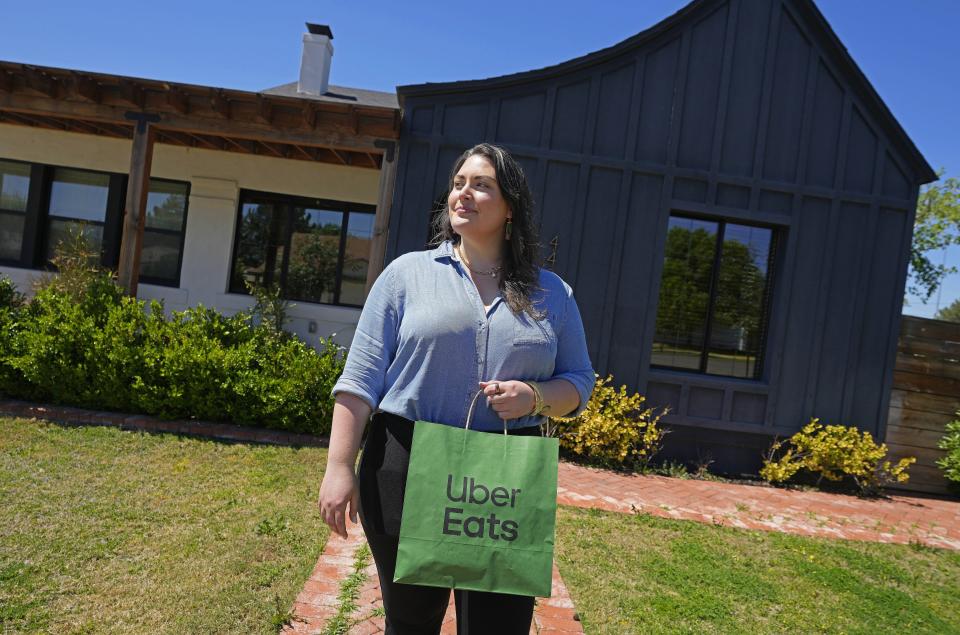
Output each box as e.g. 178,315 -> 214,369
429,143 -> 544,319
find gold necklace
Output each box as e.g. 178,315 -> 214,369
456,244 -> 502,278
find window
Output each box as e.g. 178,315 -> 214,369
229,190 -> 375,307
0,160 -> 31,263
44,168 -> 111,261
652,214 -> 777,380
0,157 -> 189,287
140,180 -> 189,285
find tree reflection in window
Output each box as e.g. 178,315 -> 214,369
652,215 -> 775,380
287,209 -> 341,304
229,192 -> 375,307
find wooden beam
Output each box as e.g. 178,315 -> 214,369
22,66 -> 57,98
117,80 -> 144,108
365,140 -> 398,297
186,132 -> 223,150
209,89 -> 230,119
222,136 -> 256,153
0,70 -> 13,92
255,94 -> 272,124
2,111 -> 43,127
330,148 -> 348,165
117,113 -> 158,297
64,118 -> 105,135
165,87 -> 188,114
155,129 -> 194,146
97,121 -> 132,137
349,108 -> 359,134
0,92 -> 391,153
69,73 -> 101,103
256,139 -> 286,158
291,144 -> 315,161
301,103 -> 317,129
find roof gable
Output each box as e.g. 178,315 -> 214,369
398,0 -> 934,185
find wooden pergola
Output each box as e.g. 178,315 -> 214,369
0,61 -> 400,296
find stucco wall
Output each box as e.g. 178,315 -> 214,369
0,123 -> 379,348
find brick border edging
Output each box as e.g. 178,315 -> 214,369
284,523 -> 585,635
0,398 -> 329,447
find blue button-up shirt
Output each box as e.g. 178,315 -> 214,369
331,240 -> 595,431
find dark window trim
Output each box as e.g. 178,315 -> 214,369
650,210 -> 779,381
0,156 -> 189,287
229,188 -> 376,309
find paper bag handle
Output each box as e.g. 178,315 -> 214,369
465,387 -> 509,435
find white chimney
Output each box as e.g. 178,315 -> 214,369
298,23 -> 333,96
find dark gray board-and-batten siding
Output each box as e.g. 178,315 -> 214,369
383,0 -> 936,472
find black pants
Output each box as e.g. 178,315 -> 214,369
357,410 -> 540,635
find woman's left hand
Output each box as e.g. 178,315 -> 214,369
479,380 -> 536,420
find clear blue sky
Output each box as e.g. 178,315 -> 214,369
3,0 -> 957,316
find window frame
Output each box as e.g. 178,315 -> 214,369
650,211 -> 779,381
136,177 -> 191,288
40,165 -> 121,269
228,188 -> 377,308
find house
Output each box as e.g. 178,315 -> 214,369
382,0 -> 937,472
0,24 -> 400,350
0,1 -> 939,475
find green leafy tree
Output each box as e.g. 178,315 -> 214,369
934,298 -> 960,323
908,170 -> 960,302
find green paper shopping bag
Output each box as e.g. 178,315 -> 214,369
393,389 -> 559,597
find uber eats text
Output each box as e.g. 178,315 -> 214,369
442,475 -> 521,541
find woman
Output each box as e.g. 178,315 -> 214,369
318,143 -> 594,634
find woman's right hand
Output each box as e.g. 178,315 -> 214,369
318,462 -> 360,539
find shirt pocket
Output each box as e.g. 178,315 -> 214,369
512,320 -> 557,352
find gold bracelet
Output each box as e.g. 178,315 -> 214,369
523,380 -> 545,416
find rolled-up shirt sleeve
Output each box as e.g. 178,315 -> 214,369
330,265 -> 399,411
551,286 -> 595,418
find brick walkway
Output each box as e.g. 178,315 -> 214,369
557,462 -> 960,551
282,522 -> 583,635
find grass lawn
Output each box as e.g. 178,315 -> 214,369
556,506 -> 960,635
6,415 -> 960,635
0,417 -> 328,634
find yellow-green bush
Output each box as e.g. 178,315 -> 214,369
937,417 -> 960,495
760,418 -> 916,495
549,374 -> 669,468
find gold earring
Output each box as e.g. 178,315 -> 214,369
505,218 -> 512,240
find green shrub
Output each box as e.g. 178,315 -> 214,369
0,233 -> 345,435
0,276 -> 27,395
0,275 -> 25,310
549,374 -> 669,469
936,418 -> 960,495
761,418 -> 916,495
